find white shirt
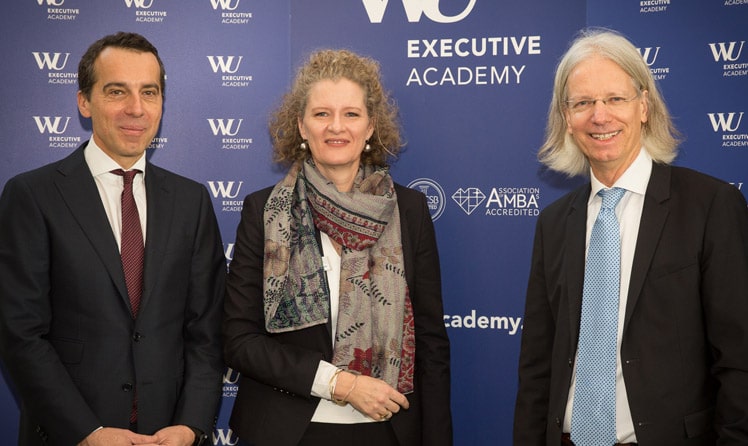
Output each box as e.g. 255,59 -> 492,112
564,148 -> 652,443
309,232 -> 375,424
83,139 -> 147,249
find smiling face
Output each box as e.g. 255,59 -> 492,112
77,46 -> 163,169
564,55 -> 649,184
298,78 -> 374,187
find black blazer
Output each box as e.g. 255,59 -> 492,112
0,145 -> 226,446
514,162 -> 748,445
224,183 -> 452,446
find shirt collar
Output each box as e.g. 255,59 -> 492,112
84,138 -> 147,178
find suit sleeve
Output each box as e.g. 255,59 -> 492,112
701,183 -> 748,443
407,191 -> 453,446
172,185 -> 226,434
222,191 -> 324,397
513,214 -> 555,446
0,175 -> 102,444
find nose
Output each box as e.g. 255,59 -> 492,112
589,100 -> 612,123
328,113 -> 343,132
124,94 -> 145,116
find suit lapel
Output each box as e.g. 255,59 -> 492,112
624,162 -> 671,330
140,164 -> 174,315
566,185 -> 590,352
54,146 -> 131,308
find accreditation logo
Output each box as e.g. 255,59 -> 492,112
452,186 -> 540,217
408,178 -> 446,221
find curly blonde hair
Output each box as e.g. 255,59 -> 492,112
269,49 -> 402,167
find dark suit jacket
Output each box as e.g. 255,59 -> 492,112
0,144 -> 226,446
223,183 -> 452,446
514,162 -> 748,445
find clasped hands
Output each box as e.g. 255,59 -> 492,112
333,371 -> 410,421
77,425 -> 195,446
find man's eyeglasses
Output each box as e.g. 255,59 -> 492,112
564,93 -> 640,114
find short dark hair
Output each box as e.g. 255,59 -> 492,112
78,31 -> 165,100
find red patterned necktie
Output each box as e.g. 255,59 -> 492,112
111,169 -> 143,425
111,169 -> 144,318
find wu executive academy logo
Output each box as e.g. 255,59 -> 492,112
362,0 -> 476,23
207,56 -> 253,88
451,186 -> 540,217
33,52 -> 78,85
208,181 -> 244,212
209,0 -> 252,24
207,118 -> 253,150
123,0 -> 167,23
37,0 -> 80,21
33,116 -> 82,148
708,41 -> 747,78
637,46 -> 670,81
709,112 -> 748,148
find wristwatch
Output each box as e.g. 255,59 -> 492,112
188,426 -> 208,446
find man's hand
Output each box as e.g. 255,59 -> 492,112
77,427 -> 156,446
146,425 -> 196,446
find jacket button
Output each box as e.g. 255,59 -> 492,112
132,332 -> 143,342
122,383 -> 134,392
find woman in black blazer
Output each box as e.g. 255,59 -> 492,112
223,49 -> 452,446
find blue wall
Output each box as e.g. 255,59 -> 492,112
1,1 -> 746,444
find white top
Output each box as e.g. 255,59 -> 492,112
310,232 -> 376,424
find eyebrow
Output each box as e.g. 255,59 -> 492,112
101,82 -> 161,92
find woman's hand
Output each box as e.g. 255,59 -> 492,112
334,371 -> 410,421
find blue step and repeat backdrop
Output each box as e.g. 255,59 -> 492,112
1,1 -> 746,444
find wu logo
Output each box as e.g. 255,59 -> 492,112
212,429 -> 239,446
708,41 -> 745,62
362,0 -> 476,23
708,112 -> 744,132
123,0 -> 154,8
224,243 -> 235,262
637,47 -> 660,66
223,367 -> 240,384
207,56 -> 243,74
207,181 -> 244,199
207,119 -> 243,136
210,0 -> 240,10
37,0 -> 64,5
33,116 -> 70,134
32,52 -> 71,71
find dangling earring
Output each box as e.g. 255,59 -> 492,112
363,142 -> 372,153
300,140 -> 308,150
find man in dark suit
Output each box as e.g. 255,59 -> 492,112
513,29 -> 748,445
0,32 -> 225,446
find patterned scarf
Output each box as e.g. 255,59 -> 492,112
263,160 -> 414,393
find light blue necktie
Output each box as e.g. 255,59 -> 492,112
571,187 -> 626,446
